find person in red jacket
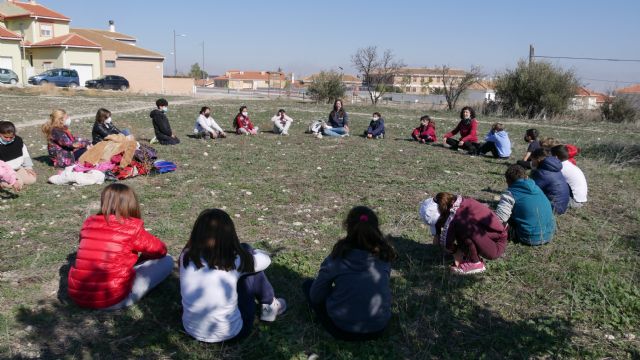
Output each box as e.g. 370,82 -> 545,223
234,106 -> 259,135
442,106 -> 479,154
411,115 -> 437,143
431,192 -> 508,275
68,183 -> 173,309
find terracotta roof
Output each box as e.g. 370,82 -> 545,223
10,1 -> 70,21
0,2 -> 30,19
218,71 -> 286,81
395,67 -> 467,76
303,73 -> 360,83
70,28 -> 164,59
28,33 -> 101,48
0,26 -> 22,40
78,28 -> 136,41
615,84 -> 640,94
467,81 -> 495,90
575,86 -> 610,103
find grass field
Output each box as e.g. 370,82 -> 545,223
1,94 -> 639,359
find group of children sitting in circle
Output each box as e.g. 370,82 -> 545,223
0,98 -> 589,343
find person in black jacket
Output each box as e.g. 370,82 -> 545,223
150,98 -> 180,145
92,108 -> 122,144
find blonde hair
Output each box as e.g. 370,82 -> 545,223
41,109 -> 67,139
98,183 -> 141,223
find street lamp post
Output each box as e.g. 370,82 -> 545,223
173,30 -> 186,76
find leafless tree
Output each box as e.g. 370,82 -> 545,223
351,46 -> 405,105
439,65 -> 484,110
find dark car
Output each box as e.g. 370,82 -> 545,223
0,68 -> 19,85
85,75 -> 129,91
28,68 -> 80,87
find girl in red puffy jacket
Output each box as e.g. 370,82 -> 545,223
67,183 -> 173,309
411,115 -> 437,143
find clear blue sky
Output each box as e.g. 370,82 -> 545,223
39,0 -> 640,91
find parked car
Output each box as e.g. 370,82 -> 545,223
85,75 -> 129,91
28,68 -> 79,87
0,68 -> 19,85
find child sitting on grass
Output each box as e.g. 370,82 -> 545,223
516,128 -> 541,169
541,138 -> 580,165
150,98 -> 180,145
495,164 -> 555,245
180,209 -> 286,343
364,112 -> 385,139
411,115 -> 437,143
477,122 -> 512,158
303,206 -> 396,341
234,106 -> 258,135
0,121 -> 36,189
530,148 -> 570,215
67,183 -> 173,309
194,106 -> 227,139
42,109 -> 91,168
551,145 -> 588,208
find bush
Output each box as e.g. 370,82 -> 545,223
306,71 -> 346,103
495,60 -> 578,118
601,96 -> 638,123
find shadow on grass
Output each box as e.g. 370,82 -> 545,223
0,188 -> 19,199
32,155 -> 51,166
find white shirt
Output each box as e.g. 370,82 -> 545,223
194,114 -> 224,134
5,144 -> 33,170
179,249 -> 271,343
561,160 -> 588,203
270,114 -> 293,125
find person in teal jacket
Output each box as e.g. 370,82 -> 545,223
495,164 -> 555,245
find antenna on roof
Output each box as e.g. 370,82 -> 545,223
108,20 -> 115,32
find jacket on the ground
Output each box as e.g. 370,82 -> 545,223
531,156 -> 570,215
444,119 -> 478,143
366,118 -> 385,136
68,215 -> 167,309
92,122 -> 122,144
412,123 -> 437,142
495,179 -> 555,245
309,249 -> 392,334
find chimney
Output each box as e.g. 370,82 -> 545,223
108,20 -> 115,32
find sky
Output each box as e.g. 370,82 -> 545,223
36,0 -> 640,92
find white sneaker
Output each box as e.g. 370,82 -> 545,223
315,133 -> 323,139
150,136 -> 159,144
260,297 -> 287,322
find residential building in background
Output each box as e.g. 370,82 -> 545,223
212,70 -> 286,90
387,67 -> 467,93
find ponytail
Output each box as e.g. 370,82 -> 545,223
330,206 -> 397,262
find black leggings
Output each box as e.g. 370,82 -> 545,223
302,279 -> 386,341
446,137 -> 479,153
516,160 -> 532,169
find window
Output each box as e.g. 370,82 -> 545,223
61,70 -> 71,77
105,60 -> 116,68
40,23 -> 53,37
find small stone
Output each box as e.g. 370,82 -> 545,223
234,214 -> 241,218
292,222 -> 303,226
81,195 -> 87,199
258,217 -> 265,221
444,170 -> 451,174
207,144 -> 211,147
624,333 -> 636,340
313,240 -> 319,244
203,152 -> 209,156
317,167 -> 322,170
604,334 -> 615,340
245,191 -> 252,196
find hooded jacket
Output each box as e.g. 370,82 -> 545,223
412,123 -> 437,142
67,215 -> 167,309
309,249 -> 391,333
496,179 -> 555,245
150,109 -> 173,141
531,157 -> 570,215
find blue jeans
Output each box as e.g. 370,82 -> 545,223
227,271 -> 275,342
323,127 -> 348,137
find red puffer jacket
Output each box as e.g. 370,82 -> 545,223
67,215 -> 167,309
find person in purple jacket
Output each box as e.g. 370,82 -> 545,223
429,192 -> 508,275
364,112 -> 385,139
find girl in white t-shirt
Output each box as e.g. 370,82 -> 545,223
180,209 -> 286,343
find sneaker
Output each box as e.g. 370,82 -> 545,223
282,131 -> 289,136
260,297 -> 287,322
451,261 -> 486,275
150,136 -> 159,144
341,133 -> 350,138
315,133 -> 323,139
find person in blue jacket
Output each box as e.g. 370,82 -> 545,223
495,164 -> 555,245
364,112 -> 385,139
477,122 -> 511,158
529,148 -> 570,215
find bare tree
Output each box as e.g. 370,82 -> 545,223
439,65 -> 484,110
351,46 -> 405,105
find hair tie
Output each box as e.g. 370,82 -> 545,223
359,214 -> 369,222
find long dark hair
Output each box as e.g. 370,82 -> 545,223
330,206 -> 397,262
459,106 -> 476,120
95,108 -> 111,124
330,99 -> 345,118
199,106 -> 210,115
182,209 -> 255,272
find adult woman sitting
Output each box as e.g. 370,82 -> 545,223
322,99 -> 349,137
442,106 -> 479,154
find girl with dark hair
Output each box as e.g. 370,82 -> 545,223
0,120 -> 36,190
303,206 -> 396,340
194,106 -> 226,139
322,99 -> 350,137
442,106 -> 479,153
92,108 -> 123,144
411,115 -> 437,143
180,209 -> 286,343
234,106 -> 258,135
67,184 -> 172,309
432,192 -> 508,274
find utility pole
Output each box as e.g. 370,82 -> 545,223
202,41 -> 205,80
173,30 -> 177,76
529,44 -> 535,64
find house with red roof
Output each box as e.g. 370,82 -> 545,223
570,86 -> 610,110
0,0 -> 101,85
213,70 -> 287,90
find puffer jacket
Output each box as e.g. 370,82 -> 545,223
68,214 -> 167,309
531,156 -> 570,215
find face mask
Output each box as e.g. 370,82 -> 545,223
162,107 -> 168,113
0,137 -> 14,145
64,118 -> 71,127
372,117 -> 379,121
105,117 -> 112,124
204,113 -> 210,118
242,112 -> 248,117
